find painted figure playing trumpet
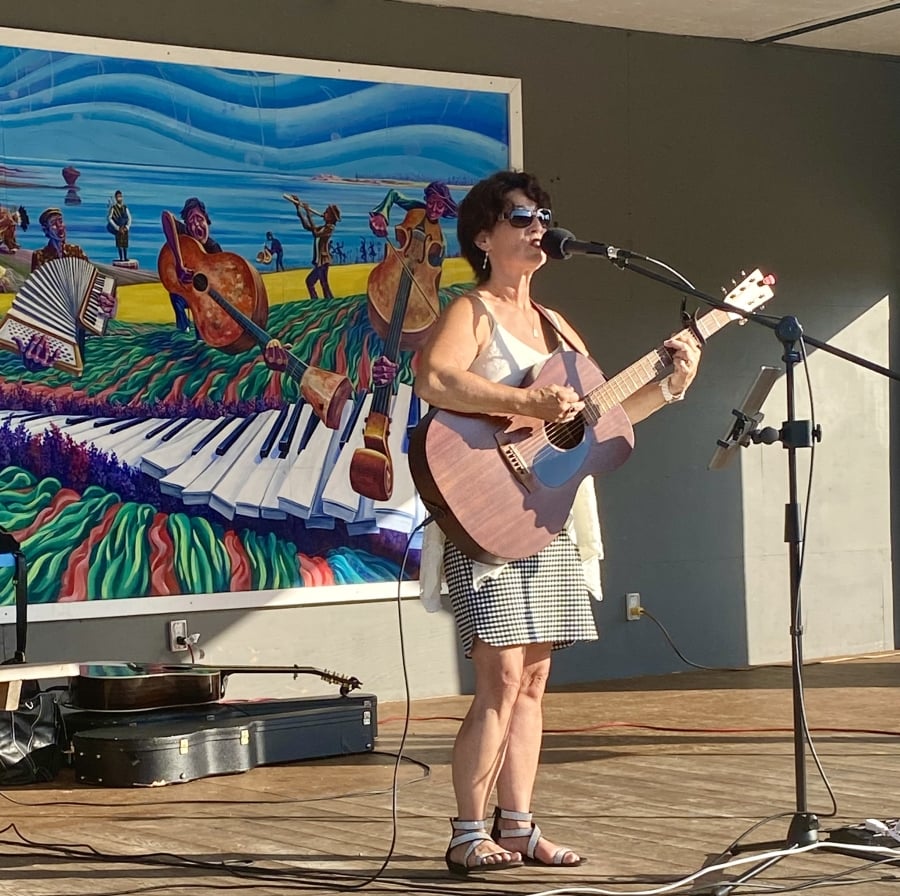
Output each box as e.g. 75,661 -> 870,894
284,194 -> 340,299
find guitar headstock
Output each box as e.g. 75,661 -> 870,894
722,269 -> 776,320
320,668 -> 363,695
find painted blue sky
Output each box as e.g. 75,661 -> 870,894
0,47 -> 512,180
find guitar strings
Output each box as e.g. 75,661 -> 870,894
518,412 -> 588,467
512,338 -> 685,462
502,306 -> 724,470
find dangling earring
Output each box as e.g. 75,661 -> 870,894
482,250 -> 489,270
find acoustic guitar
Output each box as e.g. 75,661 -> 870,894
408,269 -> 775,564
69,662 -> 362,712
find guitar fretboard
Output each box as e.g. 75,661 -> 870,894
584,306 -> 735,421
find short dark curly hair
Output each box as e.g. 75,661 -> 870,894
457,170 -> 551,284
180,197 -> 210,225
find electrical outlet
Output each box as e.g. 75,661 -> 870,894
625,593 -> 642,621
168,619 -> 188,651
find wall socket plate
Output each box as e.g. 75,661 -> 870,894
625,593 -> 642,621
168,619 -> 188,651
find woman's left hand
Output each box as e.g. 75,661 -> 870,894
664,334 -> 702,396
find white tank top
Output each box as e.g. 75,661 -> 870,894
467,301 -> 561,385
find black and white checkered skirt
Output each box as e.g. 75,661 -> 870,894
443,532 -> 599,658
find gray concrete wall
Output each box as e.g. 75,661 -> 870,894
1,1 -> 897,701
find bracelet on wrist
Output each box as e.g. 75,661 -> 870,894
660,375 -> 685,404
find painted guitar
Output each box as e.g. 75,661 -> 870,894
157,227 -> 268,355
408,269 -> 775,564
69,662 -> 362,711
350,216 -> 440,500
189,269 -> 352,430
158,212 -> 351,430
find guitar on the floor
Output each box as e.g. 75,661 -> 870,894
408,269 -> 776,564
68,662 -> 363,711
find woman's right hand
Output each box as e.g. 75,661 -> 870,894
527,383 -> 584,422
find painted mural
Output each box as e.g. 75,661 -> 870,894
0,31 -> 517,609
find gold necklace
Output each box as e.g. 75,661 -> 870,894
485,290 -> 540,338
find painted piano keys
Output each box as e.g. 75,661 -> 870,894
0,384 -> 426,541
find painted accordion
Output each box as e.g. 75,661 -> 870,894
0,257 -> 116,374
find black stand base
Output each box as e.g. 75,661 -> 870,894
706,814 -> 820,896
730,812 -> 820,855
788,812 -> 821,847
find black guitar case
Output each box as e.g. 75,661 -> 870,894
67,692 -> 377,787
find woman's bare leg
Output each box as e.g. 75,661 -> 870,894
493,643 -> 581,865
447,639 -> 524,868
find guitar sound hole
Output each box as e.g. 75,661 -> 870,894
546,418 -> 585,450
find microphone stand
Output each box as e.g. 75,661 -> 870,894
596,253 -> 900,892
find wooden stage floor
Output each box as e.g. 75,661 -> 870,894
2,652 -> 900,896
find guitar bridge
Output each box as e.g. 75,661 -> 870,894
500,443 -> 533,489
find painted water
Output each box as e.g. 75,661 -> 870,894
1,158 -> 470,274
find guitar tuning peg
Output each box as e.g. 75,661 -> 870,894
741,270 -> 746,277
721,286 -> 728,294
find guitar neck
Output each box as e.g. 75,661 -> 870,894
283,355 -> 310,383
382,229 -> 426,359
370,383 -> 392,417
369,227 -> 426,414
587,306 -> 735,415
161,663 -> 360,690
204,284 -> 309,381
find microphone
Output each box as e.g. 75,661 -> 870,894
540,227 -> 632,261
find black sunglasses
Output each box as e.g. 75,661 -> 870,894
500,206 -> 553,229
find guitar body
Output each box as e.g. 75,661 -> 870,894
157,235 -> 269,354
409,351 -> 635,564
70,664 -> 222,711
